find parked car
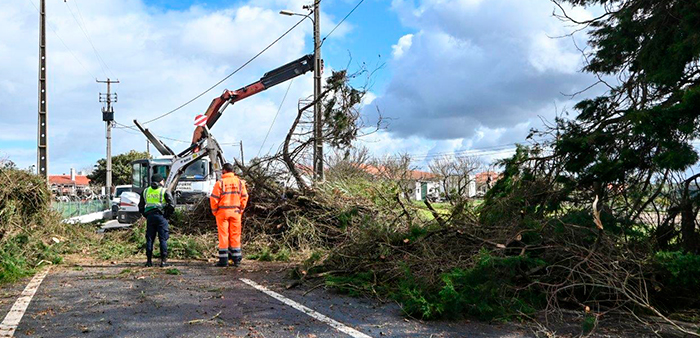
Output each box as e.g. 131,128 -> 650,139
111,185 -> 132,219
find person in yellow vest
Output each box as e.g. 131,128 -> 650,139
210,163 -> 248,267
138,173 -> 175,267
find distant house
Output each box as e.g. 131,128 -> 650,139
50,168 -> 91,197
443,174 -> 477,199
359,165 -> 441,201
403,170 -> 441,201
475,171 -> 501,196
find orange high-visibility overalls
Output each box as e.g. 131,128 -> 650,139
210,172 -> 248,263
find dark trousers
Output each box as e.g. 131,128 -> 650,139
145,212 -> 169,258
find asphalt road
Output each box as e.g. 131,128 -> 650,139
1,260 -> 530,338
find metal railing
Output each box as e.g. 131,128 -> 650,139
52,199 -> 110,219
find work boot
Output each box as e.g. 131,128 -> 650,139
145,252 -> 153,267
160,257 -> 170,267
215,257 -> 228,267
232,258 -> 241,268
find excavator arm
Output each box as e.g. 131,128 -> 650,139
191,54 -> 314,144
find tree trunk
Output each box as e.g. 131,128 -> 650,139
655,208 -> 678,251
680,200 -> 699,253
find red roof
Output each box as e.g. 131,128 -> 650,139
475,171 -> 501,184
49,175 -> 91,186
357,164 -> 436,181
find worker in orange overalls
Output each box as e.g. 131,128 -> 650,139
210,163 -> 248,267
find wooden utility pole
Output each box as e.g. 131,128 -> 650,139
97,78 -> 119,198
37,0 -> 48,181
312,0 -> 324,181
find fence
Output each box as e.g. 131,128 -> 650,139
52,199 -> 110,219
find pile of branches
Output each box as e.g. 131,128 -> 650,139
319,190 -> 699,336
171,159 -> 364,252
0,161 -> 69,281
174,155 -> 699,335
169,197 -> 216,235
0,163 -> 52,229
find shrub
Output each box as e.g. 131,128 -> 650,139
394,250 -> 545,321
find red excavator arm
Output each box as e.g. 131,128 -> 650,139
192,54 -> 314,144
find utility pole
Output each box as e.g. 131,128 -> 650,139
239,141 -> 245,167
97,78 -> 119,198
312,0 -> 324,181
37,0 -> 48,181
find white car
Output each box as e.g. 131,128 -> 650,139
111,185 -> 132,219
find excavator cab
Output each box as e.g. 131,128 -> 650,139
129,157 -> 215,201
119,53 -> 315,221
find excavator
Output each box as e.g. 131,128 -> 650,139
116,54 -> 314,223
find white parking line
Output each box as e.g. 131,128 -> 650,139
0,267 -> 51,338
240,278 -> 372,338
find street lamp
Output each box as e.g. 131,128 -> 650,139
279,9 -> 313,22
279,4 -> 324,181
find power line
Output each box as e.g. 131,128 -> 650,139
63,0 -> 114,78
320,0 -> 365,47
375,143 -> 520,162
25,0 -> 98,80
257,79 -> 294,158
114,121 -> 238,146
139,14 -> 309,126
410,143 -> 519,161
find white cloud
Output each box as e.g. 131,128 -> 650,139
391,33 -> 413,59
372,0 -> 597,142
0,0 -> 351,173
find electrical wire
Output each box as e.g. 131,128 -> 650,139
139,15 -> 309,126
24,0 -> 98,80
410,144 -> 519,161
373,143 -> 519,163
113,121 -> 238,146
64,0 -> 115,78
257,79 -> 294,158
320,0 -> 365,47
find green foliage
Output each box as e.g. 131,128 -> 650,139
169,237 -> 207,259
480,146 -> 565,228
96,234 -> 137,260
165,268 -> 181,275
0,165 -> 66,283
247,247 -> 290,262
582,314 -> 597,334
88,150 -> 150,187
393,250 -> 545,321
0,248 -> 31,283
322,70 -> 365,148
655,251 -> 700,291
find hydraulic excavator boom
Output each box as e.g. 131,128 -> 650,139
126,54 -> 315,208
191,54 -> 314,144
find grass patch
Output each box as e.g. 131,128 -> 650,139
247,247 -> 291,262
165,268 -> 181,275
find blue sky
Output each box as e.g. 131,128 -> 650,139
140,0 -> 404,92
0,0 -> 601,175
